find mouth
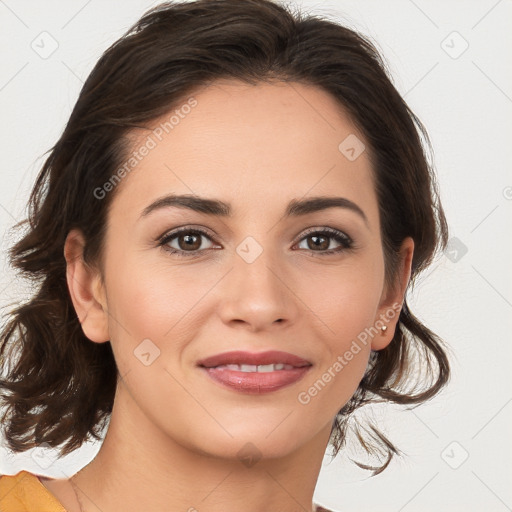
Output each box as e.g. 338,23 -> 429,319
197,350 -> 312,394
207,362 -> 298,372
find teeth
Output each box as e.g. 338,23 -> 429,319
213,363 -> 295,372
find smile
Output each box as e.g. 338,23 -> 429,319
197,350 -> 312,394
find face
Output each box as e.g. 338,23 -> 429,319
66,79 -> 413,461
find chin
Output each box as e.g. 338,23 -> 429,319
176,413 -> 321,462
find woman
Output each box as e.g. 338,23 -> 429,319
0,0 -> 450,511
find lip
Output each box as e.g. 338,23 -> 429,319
197,350 -> 312,368
197,350 -> 312,394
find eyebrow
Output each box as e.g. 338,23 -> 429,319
140,194 -> 368,225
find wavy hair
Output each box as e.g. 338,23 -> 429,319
0,0 -> 450,474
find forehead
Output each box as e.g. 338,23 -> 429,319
112,79 -> 377,222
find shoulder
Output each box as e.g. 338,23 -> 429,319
0,470 -> 67,511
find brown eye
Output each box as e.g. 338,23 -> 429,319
159,227 -> 216,257
306,233 -> 330,251
295,228 -> 353,255
175,232 -> 203,251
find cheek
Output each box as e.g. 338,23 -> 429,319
295,253 -> 384,338
102,264 -> 210,437
292,255 -> 384,410
103,256 -> 223,370
294,290 -> 378,431
106,243 -> 188,325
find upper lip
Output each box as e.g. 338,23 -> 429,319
197,350 -> 312,368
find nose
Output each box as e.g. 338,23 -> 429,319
216,241 -> 300,332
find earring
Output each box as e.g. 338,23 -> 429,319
380,325 -> 387,335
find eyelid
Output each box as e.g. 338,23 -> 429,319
157,224 -> 352,242
298,226 -> 352,243
157,224 -> 217,242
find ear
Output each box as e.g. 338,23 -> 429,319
371,236 -> 414,351
64,228 -> 110,343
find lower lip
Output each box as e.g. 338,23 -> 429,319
200,366 -> 311,394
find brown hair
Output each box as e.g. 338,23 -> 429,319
0,0 -> 449,474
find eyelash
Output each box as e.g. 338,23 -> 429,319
157,226 -> 354,259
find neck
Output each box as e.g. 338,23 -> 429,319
72,381 -> 332,512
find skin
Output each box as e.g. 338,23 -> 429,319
45,79 -> 413,512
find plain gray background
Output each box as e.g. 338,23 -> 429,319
1,1 -> 511,511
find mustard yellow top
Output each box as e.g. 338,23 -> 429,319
0,470 -> 334,512
0,470 -> 66,511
